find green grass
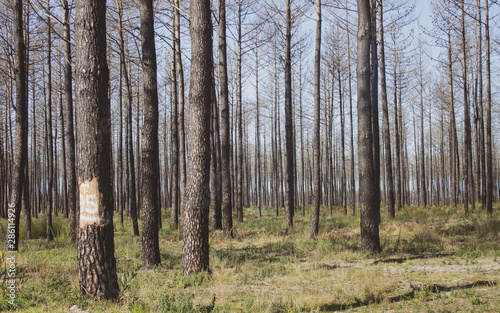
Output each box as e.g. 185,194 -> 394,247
1,204 -> 499,312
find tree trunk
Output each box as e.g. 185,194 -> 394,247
484,0 -> 492,215
74,0 -> 119,299
310,0 -> 321,238
419,46 -> 426,208
170,4 -> 180,230
46,0 -> 54,241
218,0 -> 232,236
255,43 -> 262,219
6,0 -> 27,252
175,0 -> 187,215
284,0 -> 294,234
139,0 -> 161,268
182,0 -> 212,276
378,1 -> 394,218
370,0 -> 380,217
210,73 -> 222,231
357,0 -> 380,253
346,0 -> 356,215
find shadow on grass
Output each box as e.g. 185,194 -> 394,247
310,280 -> 497,312
212,240 -> 306,267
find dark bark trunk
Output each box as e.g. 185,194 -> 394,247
346,1 -> 355,215
370,0 -> 380,216
378,2 -> 394,218
46,1 -> 54,241
170,4 -> 179,230
255,45 -> 262,219
140,0 -> 161,268
357,0 -> 380,253
311,0 -> 321,238
210,73 -> 222,231
219,0 -> 232,236
6,0 -> 27,252
175,0 -> 187,215
284,0 -> 294,234
74,0 -> 118,298
419,48 -> 426,208
485,0 -> 492,215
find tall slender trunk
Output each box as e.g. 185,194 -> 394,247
124,46 -> 139,236
284,0 -> 294,233
418,46 -> 426,208
378,1 -> 394,218
484,0 -> 492,215
174,0 -> 186,214
461,0 -> 471,212
393,40 -> 402,211
170,5 -> 179,230
46,0 -> 54,241
346,0 -> 355,215
447,13 -> 458,207
310,0 -> 321,238
116,0 -> 124,227
218,0 -> 232,236
235,0 -> 243,222
6,0 -> 27,252
255,44 -> 262,219
140,0 -> 161,268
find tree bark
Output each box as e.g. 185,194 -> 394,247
218,0 -> 232,236
378,1 -> 394,218
175,0 -> 187,215
170,4 -> 180,230
46,0 -> 54,241
310,0 -> 321,238
485,0 -> 492,215
357,0 -> 380,253
75,0 -> 119,299
6,0 -> 27,252
182,0 -> 212,276
284,0 -> 294,234
140,0 -> 161,268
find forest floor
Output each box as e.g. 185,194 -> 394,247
1,203 -> 499,312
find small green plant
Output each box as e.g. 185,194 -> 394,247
470,292 -> 481,305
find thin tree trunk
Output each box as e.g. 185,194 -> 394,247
170,4 -> 179,230
219,0 -> 232,236
284,0 -> 294,234
484,0 -> 492,215
46,0 -> 54,241
346,0 -> 355,215
174,0 -> 186,215
378,1 -> 394,218
419,46 -> 426,208
311,0 -> 321,239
